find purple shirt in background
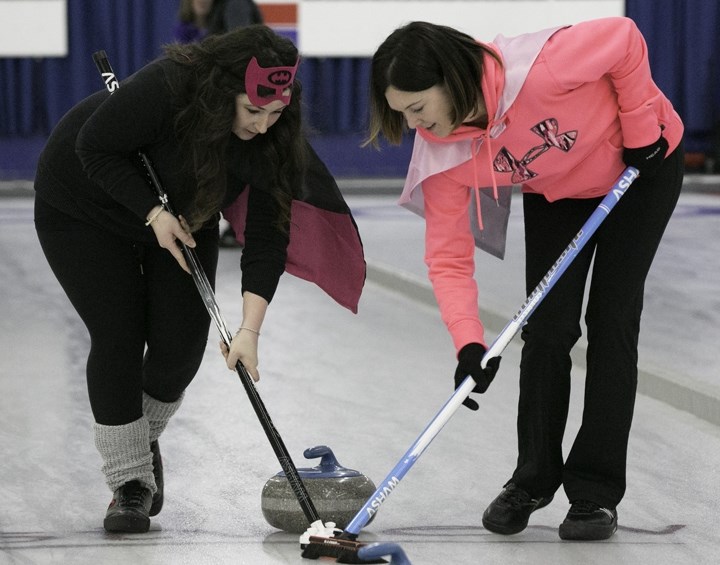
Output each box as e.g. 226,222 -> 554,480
172,22 -> 208,44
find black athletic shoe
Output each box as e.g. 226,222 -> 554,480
150,440 -> 163,516
104,480 -> 152,533
559,500 -> 618,540
482,483 -> 553,534
558,500 -> 617,541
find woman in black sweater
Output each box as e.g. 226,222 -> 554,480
34,25 -> 363,533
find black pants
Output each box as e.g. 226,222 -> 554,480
34,196 -> 219,426
510,146 -> 684,508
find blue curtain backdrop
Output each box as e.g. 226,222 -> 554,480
1,0 -> 719,178
0,2 -> 372,136
0,0 -> 180,136
626,0 -> 720,156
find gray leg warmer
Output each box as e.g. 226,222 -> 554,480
93,416 -> 156,494
143,391 -> 184,443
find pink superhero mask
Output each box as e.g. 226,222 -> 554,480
244,56 -> 299,107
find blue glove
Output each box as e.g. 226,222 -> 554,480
622,133 -> 668,178
453,343 -> 501,411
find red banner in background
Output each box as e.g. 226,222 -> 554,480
259,2 -> 298,44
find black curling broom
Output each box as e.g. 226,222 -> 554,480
91,50 -> 322,527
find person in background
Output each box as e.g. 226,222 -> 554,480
172,0 -> 214,44
34,25 -> 364,534
367,17 -> 683,541
207,0 -> 264,35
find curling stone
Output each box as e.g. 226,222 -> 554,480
261,445 -> 376,533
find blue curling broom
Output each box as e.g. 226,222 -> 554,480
301,166 -> 639,562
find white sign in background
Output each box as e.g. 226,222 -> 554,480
298,0 -> 625,57
0,1 -> 623,58
0,0 -> 67,57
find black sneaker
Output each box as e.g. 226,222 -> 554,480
482,483 -> 553,534
104,480 -> 152,533
558,500 -> 618,540
149,440 -> 163,516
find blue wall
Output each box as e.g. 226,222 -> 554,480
1,0 -> 718,180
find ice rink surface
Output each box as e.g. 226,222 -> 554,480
1,180 -> 719,564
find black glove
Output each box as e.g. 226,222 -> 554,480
453,343 -> 501,411
622,133 -> 668,178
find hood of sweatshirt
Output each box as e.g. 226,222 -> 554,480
415,47 -> 506,230
398,26 -> 565,257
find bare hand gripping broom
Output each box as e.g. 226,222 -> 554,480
302,166 -> 640,562
92,50 -> 322,527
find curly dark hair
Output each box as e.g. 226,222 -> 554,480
164,25 -> 306,231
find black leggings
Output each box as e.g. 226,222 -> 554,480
511,145 -> 685,508
34,196 -> 219,425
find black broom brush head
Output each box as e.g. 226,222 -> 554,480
300,534 -> 387,563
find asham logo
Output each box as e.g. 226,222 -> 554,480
366,476 -> 401,518
615,167 -> 639,195
600,167 -> 639,214
102,72 -> 119,92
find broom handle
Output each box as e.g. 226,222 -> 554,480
343,166 -> 640,536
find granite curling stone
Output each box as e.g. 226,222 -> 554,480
261,445 -> 377,533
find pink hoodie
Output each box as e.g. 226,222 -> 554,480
398,17 -> 684,353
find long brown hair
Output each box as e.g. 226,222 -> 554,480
164,25 -> 305,231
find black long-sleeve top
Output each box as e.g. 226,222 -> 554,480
34,58 -> 288,303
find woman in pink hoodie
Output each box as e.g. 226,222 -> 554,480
367,18 -> 684,541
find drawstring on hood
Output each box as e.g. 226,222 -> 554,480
467,46 -> 506,231
418,120 -> 503,231
470,126 -> 500,230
